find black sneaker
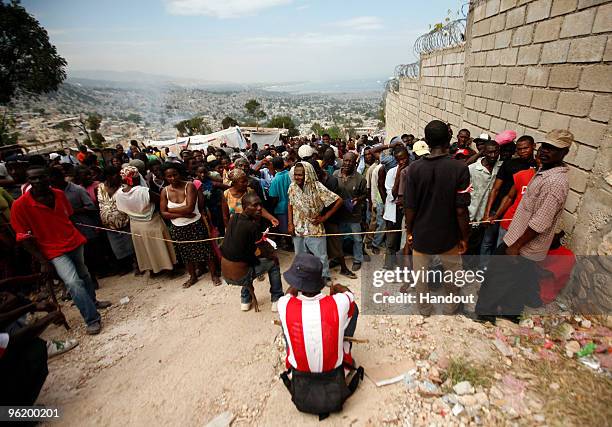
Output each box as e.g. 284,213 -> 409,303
95,300 -> 112,309
351,262 -> 362,271
86,321 -> 102,335
340,269 -> 357,279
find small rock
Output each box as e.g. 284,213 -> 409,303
549,382 -> 560,391
595,352 -> 612,369
441,393 -> 458,405
205,412 -> 234,427
453,381 -> 474,395
579,356 -> 601,371
451,403 -> 464,416
404,373 -> 417,390
533,414 -> 546,423
458,395 -> 477,407
581,319 -> 592,329
418,380 -> 440,395
565,340 -> 580,357
493,338 -> 514,357
119,296 -> 130,305
474,392 -> 489,406
555,323 -> 575,341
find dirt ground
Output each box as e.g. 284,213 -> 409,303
38,250 -> 612,426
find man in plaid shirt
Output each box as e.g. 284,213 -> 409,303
475,130 -> 573,323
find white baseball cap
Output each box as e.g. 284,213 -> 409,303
298,144 -> 315,159
413,141 -> 430,156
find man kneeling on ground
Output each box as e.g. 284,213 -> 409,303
221,193 -> 284,312
277,253 -> 364,420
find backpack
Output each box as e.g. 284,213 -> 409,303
280,364 -> 364,421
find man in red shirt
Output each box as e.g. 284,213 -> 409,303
10,167 -> 107,335
277,253 -> 363,418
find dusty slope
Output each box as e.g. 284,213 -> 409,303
38,251 -> 611,426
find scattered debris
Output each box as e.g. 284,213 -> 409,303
205,412 -> 234,427
453,381 -> 474,395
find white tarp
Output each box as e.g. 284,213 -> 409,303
250,131 -> 281,147
147,127 -> 247,150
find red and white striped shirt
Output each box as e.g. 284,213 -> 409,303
0,333 -> 9,359
277,291 -> 356,373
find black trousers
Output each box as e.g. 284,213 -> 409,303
0,337 -> 49,406
475,243 -> 540,316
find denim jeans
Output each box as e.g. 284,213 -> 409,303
50,245 -> 100,326
373,202 -> 386,249
497,227 -> 508,248
224,258 -> 283,304
480,222 -> 499,268
293,236 -> 330,279
344,223 -> 364,264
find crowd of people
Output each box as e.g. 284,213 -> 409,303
0,121 -> 577,415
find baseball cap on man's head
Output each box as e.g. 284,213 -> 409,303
298,144 -> 315,159
543,129 -> 574,149
495,130 -> 517,145
412,140 -> 430,156
283,253 -> 325,293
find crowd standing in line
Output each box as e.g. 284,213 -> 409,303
0,123 -> 576,413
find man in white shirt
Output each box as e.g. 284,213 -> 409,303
383,146 -> 409,270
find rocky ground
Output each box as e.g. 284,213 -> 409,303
38,250 -> 612,426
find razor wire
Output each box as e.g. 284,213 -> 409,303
384,78 -> 399,93
394,61 -> 420,79
413,18 -> 467,56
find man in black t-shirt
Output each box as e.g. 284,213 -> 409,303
404,120 -> 471,316
221,193 -> 284,313
483,136 -> 536,248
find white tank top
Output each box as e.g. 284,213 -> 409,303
166,183 -> 201,226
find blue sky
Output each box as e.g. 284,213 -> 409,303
24,0 -> 463,83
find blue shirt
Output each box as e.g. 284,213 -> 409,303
380,153 -> 397,171
268,170 -> 291,215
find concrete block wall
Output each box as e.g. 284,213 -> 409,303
419,46 -> 466,131
385,0 -> 612,256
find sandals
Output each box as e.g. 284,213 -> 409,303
182,277 -> 198,288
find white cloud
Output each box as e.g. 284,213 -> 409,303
246,32 -> 365,48
165,0 -> 292,18
333,16 -> 383,31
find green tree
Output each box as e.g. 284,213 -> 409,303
244,99 -> 266,123
267,115 -> 299,137
0,1 -> 67,146
325,126 -> 343,139
126,113 -> 141,123
221,116 -> 238,129
0,1 -> 67,104
310,122 -> 324,136
175,116 -> 212,136
0,113 -> 18,146
377,100 -> 385,125
86,113 -> 102,131
90,131 -> 105,147
53,120 -> 72,132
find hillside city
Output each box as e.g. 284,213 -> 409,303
6,80 -> 383,151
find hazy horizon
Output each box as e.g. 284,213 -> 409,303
23,0 -> 462,83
